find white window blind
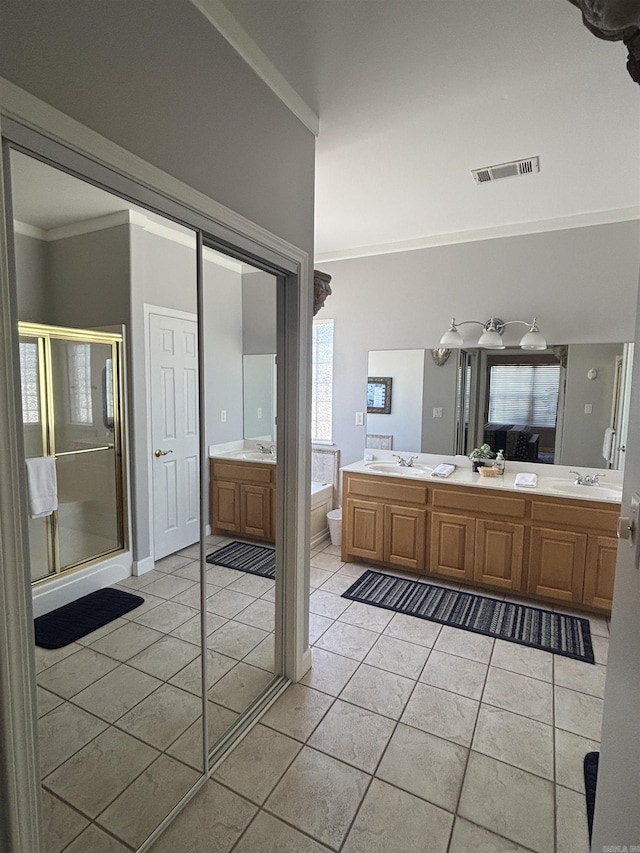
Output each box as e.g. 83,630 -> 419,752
488,364 -> 560,428
312,319 -> 334,442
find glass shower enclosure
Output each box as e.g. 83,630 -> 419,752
19,322 -> 126,583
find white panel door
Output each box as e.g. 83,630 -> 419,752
150,312 -> 199,559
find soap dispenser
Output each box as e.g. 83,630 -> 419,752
493,450 -> 505,476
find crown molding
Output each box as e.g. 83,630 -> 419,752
13,210 -> 244,272
190,0 -> 319,136
315,205 -> 640,264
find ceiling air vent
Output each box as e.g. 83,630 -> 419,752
472,156 -> 539,185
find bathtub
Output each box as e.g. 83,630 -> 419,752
310,481 -> 334,547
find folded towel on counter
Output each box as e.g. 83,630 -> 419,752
514,472 -> 537,489
602,427 -> 615,463
431,464 -> 456,478
25,456 -> 58,517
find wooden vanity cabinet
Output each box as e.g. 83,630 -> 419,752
342,470 -> 619,613
210,459 -> 274,543
342,474 -> 428,571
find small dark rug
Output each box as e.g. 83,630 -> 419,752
34,588 -> 144,649
206,540 -> 275,579
584,751 -> 599,844
342,570 -> 595,663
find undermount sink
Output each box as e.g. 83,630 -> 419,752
365,461 -> 432,478
541,479 -> 622,501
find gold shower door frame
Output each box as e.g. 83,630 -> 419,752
19,322 -> 127,583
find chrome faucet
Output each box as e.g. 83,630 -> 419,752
569,470 -> 605,486
256,443 -> 275,455
393,454 -> 418,468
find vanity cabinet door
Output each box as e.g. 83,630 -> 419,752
528,526 -> 587,604
383,505 -> 426,571
240,484 -> 273,541
473,520 -> 525,591
583,535 -> 618,611
344,499 -> 384,562
429,512 -> 475,581
212,480 -> 240,533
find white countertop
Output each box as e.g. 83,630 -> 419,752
342,451 -> 623,504
209,440 -> 276,465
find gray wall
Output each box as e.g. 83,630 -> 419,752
559,342 -> 624,468
320,221 -> 640,466
242,271 -> 277,354
203,260 -> 244,447
0,0 -> 315,256
14,233 -> 49,323
421,352 -> 458,455
48,226 -> 131,328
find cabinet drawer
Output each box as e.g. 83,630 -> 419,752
211,459 -> 274,485
432,487 -> 526,519
344,473 -> 428,505
531,500 -> 617,534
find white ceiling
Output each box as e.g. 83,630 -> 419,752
220,0 -> 640,260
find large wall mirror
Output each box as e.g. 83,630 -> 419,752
367,343 -> 633,471
8,146 -> 283,849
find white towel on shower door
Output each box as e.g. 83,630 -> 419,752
25,456 -> 58,518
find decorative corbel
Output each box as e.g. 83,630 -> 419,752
313,270 -> 332,316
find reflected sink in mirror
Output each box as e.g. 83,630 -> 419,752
365,461 -> 433,478
541,479 -> 622,501
224,450 -> 276,462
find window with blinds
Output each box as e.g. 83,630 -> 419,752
312,319 -> 334,442
487,363 -> 560,427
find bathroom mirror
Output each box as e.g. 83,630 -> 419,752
367,343 -> 633,470
243,353 -> 277,441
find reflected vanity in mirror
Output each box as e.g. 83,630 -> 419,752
367,342 -> 633,471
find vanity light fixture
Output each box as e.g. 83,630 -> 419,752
439,317 -> 547,351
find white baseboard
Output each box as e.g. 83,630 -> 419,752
133,555 -> 155,577
32,552 -> 132,617
310,530 -> 330,548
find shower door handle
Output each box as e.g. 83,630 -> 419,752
154,449 -> 174,458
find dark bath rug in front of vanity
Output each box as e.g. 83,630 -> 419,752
342,569 -> 594,663
206,540 -> 275,579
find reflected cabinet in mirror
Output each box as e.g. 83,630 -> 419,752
367,343 -> 633,470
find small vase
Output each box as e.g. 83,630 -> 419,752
471,460 -> 485,472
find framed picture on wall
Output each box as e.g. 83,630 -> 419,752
367,377 -> 392,414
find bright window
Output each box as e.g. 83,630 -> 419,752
19,341 -> 40,424
68,343 -> 93,425
488,363 -> 560,428
312,319 -> 334,442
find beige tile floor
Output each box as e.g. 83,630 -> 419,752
38,535 -> 607,852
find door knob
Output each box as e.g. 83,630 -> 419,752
617,515 -> 634,542
154,449 -> 174,458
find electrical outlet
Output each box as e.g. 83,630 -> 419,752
220,409 -> 227,423
355,412 -> 364,425
584,404 -> 593,414
433,407 -> 443,419
257,408 -> 262,419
